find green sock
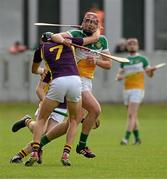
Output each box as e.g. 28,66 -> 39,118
124,131 -> 131,140
133,129 -> 139,140
78,133 -> 88,148
40,135 -> 50,147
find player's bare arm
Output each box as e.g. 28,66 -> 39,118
32,62 -> 44,75
145,66 -> 156,77
115,68 -> 124,81
52,29 -> 100,46
82,28 -> 100,45
95,51 -> 112,69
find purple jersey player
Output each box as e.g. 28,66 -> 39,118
25,32 -> 85,167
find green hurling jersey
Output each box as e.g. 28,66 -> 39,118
66,29 -> 110,79
120,54 -> 150,90
120,55 -> 149,69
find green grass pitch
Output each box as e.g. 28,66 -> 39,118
0,102 -> 167,178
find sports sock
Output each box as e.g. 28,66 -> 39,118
31,142 -> 40,151
133,129 -> 139,140
124,131 -> 131,140
25,119 -> 32,127
18,149 -> 28,158
78,132 -> 88,149
40,135 -> 50,147
63,144 -> 72,154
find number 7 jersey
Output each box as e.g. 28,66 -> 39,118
33,38 -> 83,80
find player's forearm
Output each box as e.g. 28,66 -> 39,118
145,67 -> 156,78
51,33 -> 65,44
83,36 -> 98,45
83,29 -> 100,45
96,59 -> 112,69
32,67 -> 44,75
115,70 -> 124,81
32,62 -> 44,75
96,53 -> 112,69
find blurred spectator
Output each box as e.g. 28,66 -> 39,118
114,38 -> 128,53
89,3 -> 105,34
9,41 -> 27,54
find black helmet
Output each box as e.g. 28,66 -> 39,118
41,32 -> 54,42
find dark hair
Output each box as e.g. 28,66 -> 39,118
41,32 -> 54,42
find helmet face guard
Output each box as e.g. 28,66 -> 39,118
82,12 -> 99,35
41,32 -> 54,42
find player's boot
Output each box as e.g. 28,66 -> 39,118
37,148 -> 43,164
12,115 -> 31,132
61,152 -> 71,166
76,145 -> 96,158
133,138 -> 141,145
24,151 -> 39,167
10,154 -> 23,164
120,139 -> 128,145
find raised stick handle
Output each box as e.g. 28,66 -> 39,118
34,23 -> 81,28
71,43 -> 129,63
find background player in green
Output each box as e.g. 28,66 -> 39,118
116,38 -> 157,145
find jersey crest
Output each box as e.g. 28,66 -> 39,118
94,41 -> 102,49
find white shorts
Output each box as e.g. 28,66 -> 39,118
123,89 -> 145,105
35,107 -> 67,123
49,108 -> 67,123
46,75 -> 82,102
81,77 -> 92,92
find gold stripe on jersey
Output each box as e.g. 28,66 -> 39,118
43,83 -> 49,94
124,72 -> 145,90
41,46 -> 53,81
77,59 -> 96,79
71,45 -> 75,59
71,45 -> 79,69
40,47 -> 52,94
40,44 -> 45,60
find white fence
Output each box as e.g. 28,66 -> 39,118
0,51 -> 38,102
0,50 -> 167,103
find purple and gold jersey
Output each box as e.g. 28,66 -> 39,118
33,38 -> 83,80
43,71 -> 51,84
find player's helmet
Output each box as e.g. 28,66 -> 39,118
82,12 -> 99,36
41,32 -> 54,42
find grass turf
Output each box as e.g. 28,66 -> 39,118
0,102 -> 167,178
